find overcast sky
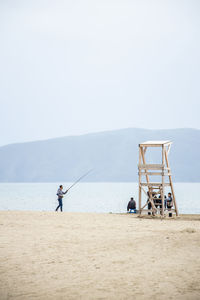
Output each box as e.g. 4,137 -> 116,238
0,0 -> 200,146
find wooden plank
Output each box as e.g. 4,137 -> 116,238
140,172 -> 163,175
140,209 -> 176,213
139,140 -> 172,146
141,186 -> 148,196
140,146 -> 150,185
138,164 -> 165,170
138,165 -> 170,171
141,183 -> 171,186
141,202 -> 148,210
139,144 -> 165,147
140,172 -> 172,176
167,144 -> 171,155
148,190 -> 160,194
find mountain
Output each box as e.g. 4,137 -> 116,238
0,128 -> 199,182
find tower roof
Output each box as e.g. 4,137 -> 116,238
139,140 -> 172,146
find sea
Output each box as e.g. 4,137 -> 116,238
0,182 -> 199,214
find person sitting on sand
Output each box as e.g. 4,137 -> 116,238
147,191 -> 151,215
127,197 -> 136,212
55,185 -> 68,212
153,194 -> 158,208
164,195 -> 167,209
157,194 -> 167,214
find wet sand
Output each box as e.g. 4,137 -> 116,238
0,211 -> 200,299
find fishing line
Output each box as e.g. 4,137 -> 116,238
67,169 -> 93,191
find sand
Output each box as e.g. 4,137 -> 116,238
0,211 -> 200,300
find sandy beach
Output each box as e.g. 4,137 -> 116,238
0,211 -> 200,300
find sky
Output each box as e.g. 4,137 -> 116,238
0,0 -> 200,146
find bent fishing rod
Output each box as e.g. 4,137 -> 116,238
66,169 -> 93,192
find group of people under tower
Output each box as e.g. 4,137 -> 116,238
147,191 -> 173,215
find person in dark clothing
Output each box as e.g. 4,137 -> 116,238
164,195 -> 167,209
147,191 -> 151,215
55,185 -> 68,212
166,192 -> 173,217
153,194 -> 158,208
157,194 -> 167,207
166,193 -> 173,209
127,197 -> 136,212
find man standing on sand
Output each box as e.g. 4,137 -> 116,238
55,185 -> 68,212
166,192 -> 173,209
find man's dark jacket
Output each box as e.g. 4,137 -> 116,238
127,200 -> 136,211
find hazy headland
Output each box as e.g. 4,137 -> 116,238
0,128 -> 199,183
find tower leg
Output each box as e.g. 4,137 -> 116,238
139,147 -> 142,215
161,145 -> 165,217
164,148 -> 179,216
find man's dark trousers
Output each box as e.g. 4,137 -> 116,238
56,198 -> 63,212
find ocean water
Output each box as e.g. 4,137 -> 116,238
0,182 -> 199,214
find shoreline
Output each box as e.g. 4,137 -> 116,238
1,210 -> 200,218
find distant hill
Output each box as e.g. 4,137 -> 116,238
0,128 -> 199,182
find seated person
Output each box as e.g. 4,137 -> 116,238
157,195 -> 162,206
164,195 -> 167,209
153,194 -> 158,208
166,193 -> 173,209
157,195 -> 167,208
127,197 -> 136,212
147,191 -> 151,215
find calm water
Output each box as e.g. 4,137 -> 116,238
0,182 -> 199,214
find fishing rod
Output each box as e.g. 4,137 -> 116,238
67,169 -> 93,192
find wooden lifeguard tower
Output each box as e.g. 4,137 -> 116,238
138,141 -> 178,217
